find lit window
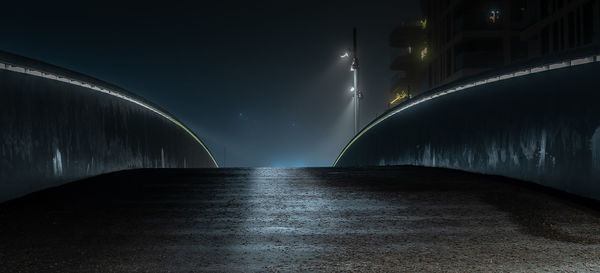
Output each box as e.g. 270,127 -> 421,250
390,91 -> 410,105
420,47 -> 428,60
489,10 -> 501,23
420,19 -> 427,29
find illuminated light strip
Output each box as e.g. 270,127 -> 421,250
333,53 -> 600,166
0,60 -> 219,168
549,61 -> 569,69
514,70 -> 530,77
531,65 -> 548,73
571,57 -> 594,65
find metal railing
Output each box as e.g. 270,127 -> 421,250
334,47 -> 600,166
0,51 -> 218,167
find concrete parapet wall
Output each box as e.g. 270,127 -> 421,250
335,61 -> 600,200
0,53 -> 217,202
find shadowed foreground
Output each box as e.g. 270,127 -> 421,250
0,167 -> 599,272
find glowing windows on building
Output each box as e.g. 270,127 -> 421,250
489,10 -> 501,23
420,47 -> 428,60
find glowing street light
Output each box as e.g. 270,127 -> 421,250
340,28 -> 362,135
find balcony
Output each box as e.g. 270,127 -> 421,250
390,24 -> 425,47
390,54 -> 419,71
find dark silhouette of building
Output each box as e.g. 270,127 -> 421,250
389,21 -> 427,107
420,0 -> 533,89
522,0 -> 600,58
390,0 -> 599,96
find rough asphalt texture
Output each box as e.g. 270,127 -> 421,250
0,167 -> 599,272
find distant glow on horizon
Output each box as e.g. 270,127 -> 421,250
270,162 -> 308,168
333,54 -> 600,166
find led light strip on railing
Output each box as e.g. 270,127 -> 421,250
0,61 -> 219,167
334,54 -> 600,166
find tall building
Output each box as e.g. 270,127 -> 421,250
420,0 -> 532,89
391,0 -> 600,96
521,0 -> 600,58
389,21 -> 427,107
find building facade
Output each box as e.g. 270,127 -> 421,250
389,22 -> 427,107
391,0 -> 600,97
521,0 -> 600,58
420,0 -> 533,89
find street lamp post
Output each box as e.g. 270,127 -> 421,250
341,28 -> 361,135
351,28 -> 360,135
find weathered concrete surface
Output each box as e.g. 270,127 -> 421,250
336,62 -> 600,200
0,52 -> 216,202
0,167 -> 599,272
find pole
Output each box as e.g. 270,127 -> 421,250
353,62 -> 358,135
351,27 -> 360,135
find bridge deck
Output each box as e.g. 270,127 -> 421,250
0,167 -> 599,272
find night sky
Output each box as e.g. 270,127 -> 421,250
2,1 -> 420,167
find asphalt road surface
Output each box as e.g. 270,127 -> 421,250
1,167 -> 599,272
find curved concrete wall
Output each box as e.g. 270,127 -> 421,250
0,52 -> 217,202
335,57 -> 600,200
